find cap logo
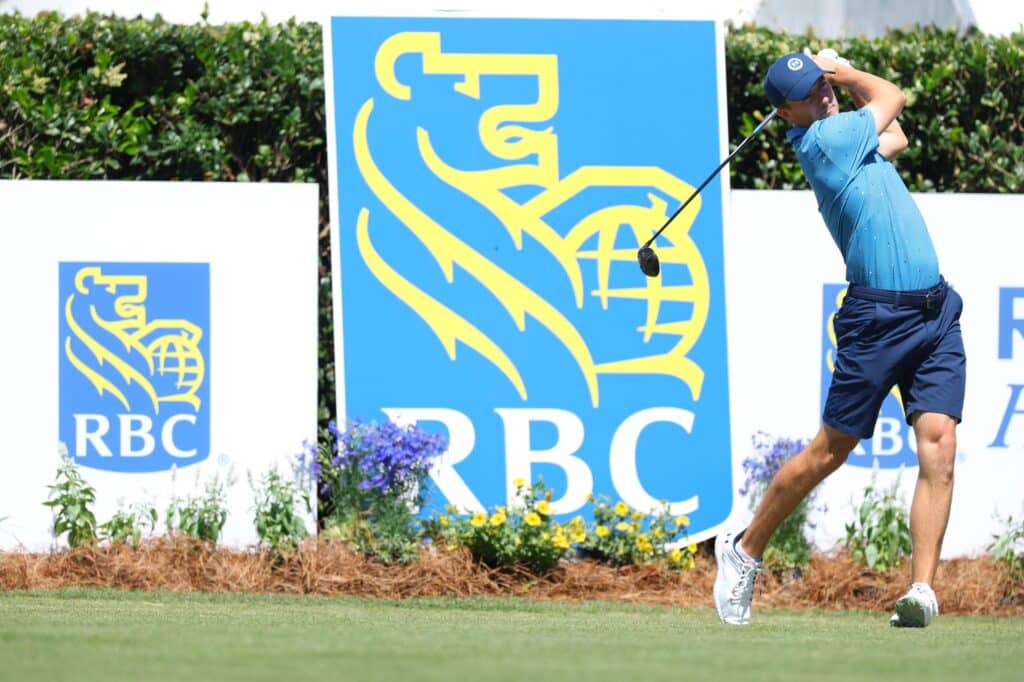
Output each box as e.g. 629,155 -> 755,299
787,57 -> 804,71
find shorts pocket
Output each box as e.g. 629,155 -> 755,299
834,297 -> 876,345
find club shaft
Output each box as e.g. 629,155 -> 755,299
642,109 -> 778,249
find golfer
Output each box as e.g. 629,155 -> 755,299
714,50 -> 966,627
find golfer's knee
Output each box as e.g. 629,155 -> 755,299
914,417 -> 957,485
918,436 -> 956,485
809,428 -> 857,475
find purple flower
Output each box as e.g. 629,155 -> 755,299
740,431 -> 809,500
303,417 -> 448,514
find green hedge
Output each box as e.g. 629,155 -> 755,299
2,13 -> 1022,425
726,25 -> 1024,192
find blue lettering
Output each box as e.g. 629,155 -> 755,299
998,288 -> 1024,359
989,384 -> 1024,448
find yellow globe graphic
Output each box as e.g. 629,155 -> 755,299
151,334 -> 205,394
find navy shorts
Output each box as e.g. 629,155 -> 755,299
824,277 -> 966,440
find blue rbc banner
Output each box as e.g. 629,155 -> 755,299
329,16 -> 733,532
820,284 -> 917,468
58,262 -> 210,473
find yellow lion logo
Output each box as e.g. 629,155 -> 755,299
354,32 -> 711,407
63,266 -> 205,413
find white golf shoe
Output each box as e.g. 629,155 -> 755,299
890,583 -> 939,628
713,531 -> 762,625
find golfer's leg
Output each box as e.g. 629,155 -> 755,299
909,411 -> 957,586
741,424 -> 859,558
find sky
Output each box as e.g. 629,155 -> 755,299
1,0 -> 1022,35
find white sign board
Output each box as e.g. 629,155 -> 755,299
0,180 -> 319,551
727,189 -> 1024,558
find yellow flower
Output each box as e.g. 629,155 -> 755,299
684,556 -> 695,570
470,512 -> 487,528
670,548 -> 684,563
444,504 -> 457,514
439,516 -> 449,527
571,530 -> 587,543
541,531 -> 550,540
615,522 -> 632,533
513,477 -> 526,488
674,515 -> 690,528
544,489 -> 554,502
688,542 -> 698,553
524,512 -> 542,527
614,501 -> 630,517
515,537 -> 521,546
585,493 -> 594,502
595,525 -> 610,538
535,500 -> 552,516
489,512 -> 506,526
631,511 -> 645,522
570,516 -> 585,530
635,534 -> 652,552
552,534 -> 569,549
652,527 -> 664,539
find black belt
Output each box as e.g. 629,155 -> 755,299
846,277 -> 947,311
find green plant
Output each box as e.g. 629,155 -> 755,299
250,467 -> 310,553
988,513 -> 1024,582
166,472 -> 231,543
740,432 -> 821,569
425,479 -> 575,573
99,500 -> 157,546
43,453 -> 98,548
844,470 -> 913,570
580,495 -> 697,569
724,24 -> 1024,193
426,480 -> 697,572
301,419 -> 447,564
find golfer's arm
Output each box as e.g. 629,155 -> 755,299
831,65 -> 908,159
846,87 -> 908,159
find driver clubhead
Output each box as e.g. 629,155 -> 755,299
637,246 -> 660,278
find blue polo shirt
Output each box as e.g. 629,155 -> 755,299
788,109 -> 939,291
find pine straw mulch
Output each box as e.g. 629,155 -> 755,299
1,538 -> 1021,616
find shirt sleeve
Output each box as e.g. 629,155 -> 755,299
811,109 -> 879,176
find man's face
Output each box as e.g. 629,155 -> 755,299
780,77 -> 839,126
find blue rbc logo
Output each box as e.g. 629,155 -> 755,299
58,263 -> 210,473
331,19 -> 734,532
820,284 -> 917,469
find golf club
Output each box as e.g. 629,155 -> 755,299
637,109 -> 779,277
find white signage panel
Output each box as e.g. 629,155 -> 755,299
0,180 -> 318,550
727,190 -> 1024,557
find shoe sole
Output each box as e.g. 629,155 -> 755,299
893,596 -> 928,628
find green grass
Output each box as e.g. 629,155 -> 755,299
1,589 -> 1021,681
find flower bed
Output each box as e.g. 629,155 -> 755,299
1,540 -> 1021,616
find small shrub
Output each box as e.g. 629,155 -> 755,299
300,419 -> 446,564
43,452 -> 98,548
988,513 -> 1024,583
580,495 -> 696,569
425,479 -> 575,573
844,469 -> 913,570
166,472 -> 231,543
427,480 -> 698,572
740,432 -> 821,569
99,500 -> 157,546
250,467 -> 310,553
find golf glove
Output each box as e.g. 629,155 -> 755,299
803,46 -> 851,67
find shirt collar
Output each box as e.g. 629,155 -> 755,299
787,126 -> 808,142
